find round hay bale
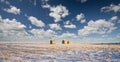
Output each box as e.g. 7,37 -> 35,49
62,40 -> 68,44
50,40 -> 56,44
67,41 -> 70,44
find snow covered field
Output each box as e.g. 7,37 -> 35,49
0,43 -> 120,62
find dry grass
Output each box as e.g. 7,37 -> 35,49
0,42 -> 119,62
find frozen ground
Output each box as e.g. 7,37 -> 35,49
0,43 -> 120,62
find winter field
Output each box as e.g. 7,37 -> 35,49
0,42 -> 120,62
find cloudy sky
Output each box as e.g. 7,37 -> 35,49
0,0 -> 120,43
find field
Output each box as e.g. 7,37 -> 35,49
0,42 -> 120,62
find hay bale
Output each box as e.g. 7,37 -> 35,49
62,40 -> 68,44
67,41 -> 70,44
50,40 -> 56,44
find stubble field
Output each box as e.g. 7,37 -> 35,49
0,42 -> 120,62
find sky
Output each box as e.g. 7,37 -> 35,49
0,0 -> 120,43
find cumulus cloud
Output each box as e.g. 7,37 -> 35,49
49,23 -> 62,30
78,19 -> 117,36
30,29 -> 57,38
76,13 -> 84,20
109,16 -> 120,24
0,16 -> 28,38
110,16 -> 118,21
58,32 -> 77,39
28,16 -> 45,27
76,13 -> 86,23
0,15 -> 57,41
42,4 -> 69,22
80,19 -> 86,23
64,24 -> 76,29
42,4 -> 50,8
4,6 -> 21,15
64,20 -> 70,25
101,4 -> 120,13
109,16 -> 119,23
64,20 -> 76,28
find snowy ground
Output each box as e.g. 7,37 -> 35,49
0,43 -> 120,62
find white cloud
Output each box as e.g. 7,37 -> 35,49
101,4 -> 120,13
42,4 -> 50,8
0,16 -> 28,38
49,23 -> 62,30
110,16 -> 118,21
42,4 -> 69,22
4,6 -> 21,15
58,32 -> 77,39
64,20 -> 76,28
76,13 -> 84,21
28,16 -> 45,27
109,16 -> 118,23
64,24 -> 76,29
30,29 -> 57,38
109,16 -> 120,23
80,0 -> 87,3
76,13 -> 86,23
64,20 -> 70,25
78,19 -> 117,36
80,19 -> 86,23
0,15 -> 57,41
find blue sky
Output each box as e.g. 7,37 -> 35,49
0,0 -> 120,43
